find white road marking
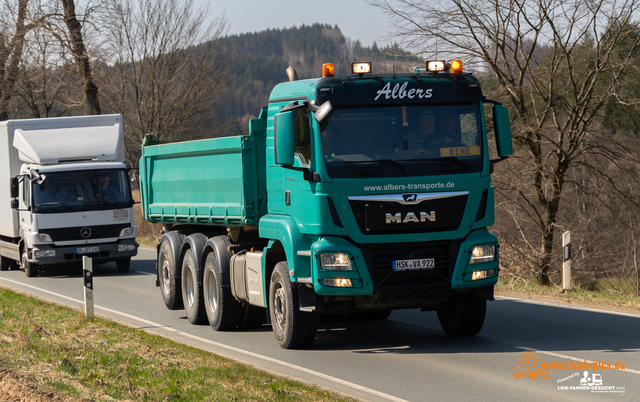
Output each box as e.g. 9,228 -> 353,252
496,295 -> 640,318
0,276 -> 408,402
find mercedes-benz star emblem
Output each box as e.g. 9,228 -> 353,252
80,227 -> 92,238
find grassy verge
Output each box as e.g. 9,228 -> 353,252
0,288 -> 358,402
495,277 -> 640,314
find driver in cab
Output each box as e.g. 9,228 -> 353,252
402,108 -> 456,151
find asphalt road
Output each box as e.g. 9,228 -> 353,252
1,247 -> 638,401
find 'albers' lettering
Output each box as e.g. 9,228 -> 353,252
386,211 -> 436,224
375,82 -> 433,101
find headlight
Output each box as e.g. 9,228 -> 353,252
471,269 -> 496,280
118,244 -> 137,252
34,250 -> 56,258
320,252 -> 353,271
37,233 -> 52,242
119,227 -> 133,237
322,278 -> 352,287
470,244 -> 496,264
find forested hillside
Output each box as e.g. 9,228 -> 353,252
218,23 -> 419,135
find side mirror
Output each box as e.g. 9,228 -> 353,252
274,111 -> 295,166
10,198 -> 18,209
493,105 -> 512,157
10,177 -> 19,198
312,101 -> 333,125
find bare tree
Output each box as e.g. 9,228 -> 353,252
0,0 -> 51,120
370,0 -> 640,285
14,21 -> 80,117
59,0 -> 99,114
96,0 -> 232,162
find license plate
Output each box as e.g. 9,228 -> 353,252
76,246 -> 100,254
393,258 -> 435,271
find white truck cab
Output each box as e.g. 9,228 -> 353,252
0,114 -> 138,277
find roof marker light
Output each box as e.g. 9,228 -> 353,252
427,60 -> 446,72
351,62 -> 371,76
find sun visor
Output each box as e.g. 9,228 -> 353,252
13,124 -> 124,164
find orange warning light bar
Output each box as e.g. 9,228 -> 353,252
322,63 -> 335,77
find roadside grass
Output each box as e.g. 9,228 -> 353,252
495,276 -> 640,314
0,288 -> 358,402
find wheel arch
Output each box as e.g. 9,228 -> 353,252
202,235 -> 233,288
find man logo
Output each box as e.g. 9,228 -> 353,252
386,211 -> 436,224
80,227 -> 92,239
403,194 -> 418,203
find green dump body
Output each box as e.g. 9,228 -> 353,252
139,119 -> 268,227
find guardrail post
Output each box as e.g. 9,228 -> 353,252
562,231 -> 571,292
83,256 -> 94,319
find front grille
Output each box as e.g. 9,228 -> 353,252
360,240 -> 461,291
349,193 -> 468,235
44,224 -> 129,242
353,240 -> 461,309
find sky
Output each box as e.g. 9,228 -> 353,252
197,0 -> 394,47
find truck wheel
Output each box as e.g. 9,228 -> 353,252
203,252 -> 242,330
437,291 -> 486,337
238,305 -> 266,329
269,261 -> 317,349
158,237 -> 183,310
181,248 -> 208,325
116,257 -> 131,272
23,254 -> 38,278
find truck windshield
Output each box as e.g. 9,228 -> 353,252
321,103 -> 483,178
32,169 -> 133,213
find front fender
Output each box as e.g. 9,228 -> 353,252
259,214 -> 313,281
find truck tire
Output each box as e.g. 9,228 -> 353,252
22,254 -> 38,278
437,291 -> 486,337
181,248 -> 208,325
238,305 -> 266,329
158,234 -> 184,310
202,251 -> 242,330
269,261 -> 317,349
116,257 -> 131,272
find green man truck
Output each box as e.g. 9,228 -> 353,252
139,60 -> 512,349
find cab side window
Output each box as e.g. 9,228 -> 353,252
294,109 -> 311,165
22,178 -> 31,208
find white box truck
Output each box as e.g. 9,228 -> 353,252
0,114 -> 138,277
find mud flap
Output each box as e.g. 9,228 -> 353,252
477,285 -> 494,301
297,283 -> 316,312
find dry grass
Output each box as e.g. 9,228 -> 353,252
0,288 -> 359,402
496,276 -> 640,315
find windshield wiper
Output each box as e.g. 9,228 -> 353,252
330,159 -> 409,176
37,202 -> 75,212
370,159 -> 409,176
401,157 -> 471,173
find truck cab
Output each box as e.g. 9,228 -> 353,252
0,115 -> 138,277
262,61 -> 511,335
